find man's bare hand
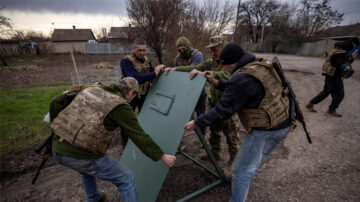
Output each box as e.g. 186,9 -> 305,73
155,65 -> 165,76
204,71 -> 219,87
189,69 -> 205,80
184,120 -> 197,130
164,67 -> 176,75
161,154 -> 176,167
352,49 -> 358,59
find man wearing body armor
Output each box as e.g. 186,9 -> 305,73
184,43 -> 292,202
173,36 -> 204,67
306,37 -> 359,117
165,35 -> 245,181
51,77 -> 176,202
121,38 -> 164,112
172,36 -> 207,135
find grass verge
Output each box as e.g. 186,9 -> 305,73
0,84 -> 70,158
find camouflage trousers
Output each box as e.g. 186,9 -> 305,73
209,113 -> 241,162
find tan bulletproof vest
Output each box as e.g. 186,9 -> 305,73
176,49 -> 199,66
322,48 -> 347,76
124,54 -> 151,95
233,62 -> 290,133
50,87 -> 127,153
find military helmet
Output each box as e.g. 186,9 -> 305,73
118,77 -> 140,95
206,35 -> 227,48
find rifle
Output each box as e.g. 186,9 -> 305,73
32,90 -> 78,184
32,133 -> 54,184
272,56 -> 312,144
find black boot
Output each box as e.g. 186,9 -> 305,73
305,103 -> 317,112
327,109 -> 342,117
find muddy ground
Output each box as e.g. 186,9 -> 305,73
0,53 -> 359,202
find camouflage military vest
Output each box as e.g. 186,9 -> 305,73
175,49 -> 199,66
50,87 -> 127,153
322,48 -> 347,76
233,62 -> 290,133
124,54 -> 150,95
209,61 -> 226,106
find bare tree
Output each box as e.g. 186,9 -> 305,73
266,2 -> 298,50
202,0 -> 235,38
177,0 -> 235,52
295,0 -> 343,40
126,0 -> 185,63
237,0 -> 281,44
0,7 -> 13,39
177,1 -> 207,50
10,30 -> 50,42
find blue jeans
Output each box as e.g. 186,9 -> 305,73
53,152 -> 137,202
230,127 -> 290,202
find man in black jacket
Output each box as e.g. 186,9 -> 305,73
306,37 -> 359,117
184,43 -> 292,202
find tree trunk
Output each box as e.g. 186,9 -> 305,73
155,48 -> 163,64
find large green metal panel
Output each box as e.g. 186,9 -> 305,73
120,71 -> 206,202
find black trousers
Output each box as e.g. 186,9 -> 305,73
309,75 -> 344,110
195,87 -> 207,135
130,93 -> 147,112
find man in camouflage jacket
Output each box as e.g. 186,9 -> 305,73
51,77 -> 176,202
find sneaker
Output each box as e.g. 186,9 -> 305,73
305,103 -> 317,112
327,109 -> 342,117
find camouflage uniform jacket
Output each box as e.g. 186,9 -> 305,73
175,58 -> 231,105
51,84 -> 164,161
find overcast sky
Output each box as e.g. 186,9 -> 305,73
0,0 -> 359,36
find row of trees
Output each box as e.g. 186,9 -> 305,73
126,0 -> 344,63
0,0 -> 345,62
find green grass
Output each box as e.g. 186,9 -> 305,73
0,85 -> 70,158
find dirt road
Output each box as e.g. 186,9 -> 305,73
1,54 -> 359,201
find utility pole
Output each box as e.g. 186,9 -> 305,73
260,24 -> 264,51
233,0 -> 241,42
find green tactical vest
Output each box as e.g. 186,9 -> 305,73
175,49 -> 199,66
50,87 -> 127,153
233,62 -> 290,133
124,54 -> 151,95
322,48 -> 347,76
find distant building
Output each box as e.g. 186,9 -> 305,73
107,26 -> 143,45
51,26 -> 96,53
319,23 -> 360,40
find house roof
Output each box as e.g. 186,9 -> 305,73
107,27 -> 142,39
320,23 -> 360,39
51,29 -> 96,42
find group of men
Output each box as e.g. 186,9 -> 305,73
49,34 -> 359,202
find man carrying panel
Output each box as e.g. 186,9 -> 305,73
50,77 -> 176,202
165,36 -> 248,181
184,43 -> 292,202
121,38 -> 164,112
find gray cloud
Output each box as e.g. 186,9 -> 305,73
0,0 -> 127,15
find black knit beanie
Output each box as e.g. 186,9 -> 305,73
219,43 -> 244,65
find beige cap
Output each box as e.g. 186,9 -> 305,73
118,77 -> 140,95
206,35 -> 227,48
